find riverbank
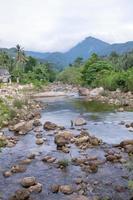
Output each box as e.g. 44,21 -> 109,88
79,87 -> 133,110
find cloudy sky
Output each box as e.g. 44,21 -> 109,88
0,0 -> 133,52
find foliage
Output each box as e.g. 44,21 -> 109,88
82,53 -> 113,86
0,45 -> 56,86
81,53 -> 133,91
57,66 -> 83,85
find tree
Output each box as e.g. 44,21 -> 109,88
82,54 -> 113,85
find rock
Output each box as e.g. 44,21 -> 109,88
117,107 -> 124,112
33,119 -> 42,127
28,183 -> 42,193
42,156 -> 56,163
120,140 -> 133,147
43,121 -> 58,130
21,177 -> 36,188
75,136 -> 89,144
90,87 -> 104,97
89,162 -> 98,173
79,88 -> 90,96
74,118 -> 86,126
13,120 -> 33,135
62,146 -> 70,153
9,189 -> 30,200
51,184 -> 60,193
11,165 -> 26,173
3,171 -> 12,177
106,155 -> 117,162
124,144 -> 133,153
20,159 -> 32,165
27,154 -> 36,159
60,185 -> 73,195
75,178 -> 83,184
36,138 -> 44,145
54,131 -> 73,148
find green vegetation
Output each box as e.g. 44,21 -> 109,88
0,139 -> 7,148
0,45 -> 56,87
0,44 -> 133,91
57,51 -> 133,91
58,159 -> 69,168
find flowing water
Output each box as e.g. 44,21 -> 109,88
0,97 -> 133,200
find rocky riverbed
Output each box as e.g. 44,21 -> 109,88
0,94 -> 133,200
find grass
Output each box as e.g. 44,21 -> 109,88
0,139 -> 7,148
128,180 -> 133,191
0,98 -> 17,128
125,154 -> 133,172
13,99 -> 24,109
58,159 -> 69,168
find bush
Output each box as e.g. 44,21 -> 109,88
57,66 -> 83,85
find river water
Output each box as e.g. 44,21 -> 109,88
0,97 -> 133,200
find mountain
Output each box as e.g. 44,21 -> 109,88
65,36 -> 110,62
1,37 -> 133,70
25,37 -> 133,69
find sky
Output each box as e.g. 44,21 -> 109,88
0,0 -> 133,52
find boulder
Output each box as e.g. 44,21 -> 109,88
3,171 -> 12,177
74,118 -> 86,126
28,183 -> 42,193
33,119 -> 42,127
9,189 -> 30,200
60,185 -> 73,195
120,140 -> 133,147
13,120 -> 33,135
90,87 -> 104,97
51,184 -> 60,193
43,121 -> 58,130
124,144 -> 133,153
20,159 -> 32,165
21,177 -> 36,188
79,88 -> 90,96
11,165 -> 26,173
36,138 -> 44,145
42,156 -> 56,163
54,131 -> 74,148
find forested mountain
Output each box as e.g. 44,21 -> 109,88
1,37 -> 133,69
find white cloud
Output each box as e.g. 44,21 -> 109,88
0,0 -> 133,52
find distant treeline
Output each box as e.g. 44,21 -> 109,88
57,51 -> 133,91
0,46 -> 133,91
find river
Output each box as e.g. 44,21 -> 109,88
0,97 -> 133,200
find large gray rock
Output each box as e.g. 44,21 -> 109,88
90,87 -> 104,97
59,185 -> 73,194
79,88 -> 90,96
54,131 -> 74,147
74,118 -> 86,126
9,189 -> 30,200
13,120 -> 33,134
43,121 -> 58,130
21,177 -> 36,188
